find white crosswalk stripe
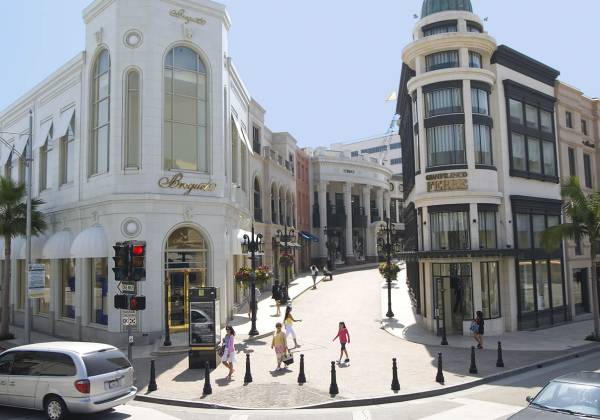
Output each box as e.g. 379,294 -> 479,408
352,409 -> 372,420
419,398 -> 522,420
229,415 -> 249,420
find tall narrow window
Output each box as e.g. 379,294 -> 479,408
471,88 -> 489,115
254,178 -> 262,222
582,119 -> 588,136
474,124 -> 492,165
124,70 -> 141,169
469,51 -> 482,69
241,146 -> 248,192
90,49 -> 110,176
481,262 -> 500,318
568,147 -> 576,177
584,154 -> 593,188
478,210 -> 497,249
60,116 -> 75,185
565,111 -> 573,128
252,126 -> 261,154
164,46 -> 208,172
39,125 -> 52,192
231,118 -> 239,184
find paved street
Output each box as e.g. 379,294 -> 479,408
2,347 -> 598,419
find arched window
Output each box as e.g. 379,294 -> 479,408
279,187 -> 285,225
90,48 -> 110,176
253,177 -> 262,222
271,184 -> 277,223
164,46 -> 208,172
39,124 -> 52,191
124,69 -> 141,169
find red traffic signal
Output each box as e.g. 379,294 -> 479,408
132,245 -> 145,256
129,295 -> 146,311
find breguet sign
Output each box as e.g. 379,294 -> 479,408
169,9 -> 207,25
158,173 -> 216,195
426,172 -> 468,193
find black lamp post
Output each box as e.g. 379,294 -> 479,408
440,282 -> 448,346
323,226 -> 337,271
377,219 -> 402,319
242,223 -> 264,337
163,276 -> 171,346
276,225 -> 295,304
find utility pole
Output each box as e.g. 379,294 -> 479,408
24,109 -> 33,344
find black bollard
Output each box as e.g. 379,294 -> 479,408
469,346 -> 478,374
329,361 -> 339,396
391,358 -> 400,392
435,353 -> 445,384
202,361 -> 212,396
496,341 -> 505,368
148,359 -> 157,392
297,354 -> 306,384
244,353 -> 253,384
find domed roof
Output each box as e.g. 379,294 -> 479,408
421,0 -> 473,18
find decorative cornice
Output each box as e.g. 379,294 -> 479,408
82,0 -> 117,24
491,45 -> 560,87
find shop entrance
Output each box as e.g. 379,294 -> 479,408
433,263 -> 473,335
165,227 -> 209,333
573,268 -> 590,315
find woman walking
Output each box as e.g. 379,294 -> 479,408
310,265 -> 319,289
271,322 -> 289,370
221,325 -> 236,380
283,306 -> 301,348
333,321 -> 350,364
473,311 -> 485,349
272,280 -> 282,316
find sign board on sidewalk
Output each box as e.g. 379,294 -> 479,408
28,264 -> 46,299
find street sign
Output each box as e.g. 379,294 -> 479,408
121,282 -> 136,294
121,310 -> 137,326
27,264 -> 46,299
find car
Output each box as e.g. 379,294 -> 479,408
509,371 -> 600,419
0,341 -> 137,420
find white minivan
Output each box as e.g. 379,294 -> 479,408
0,342 -> 137,420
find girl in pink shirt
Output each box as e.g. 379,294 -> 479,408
333,321 -> 350,364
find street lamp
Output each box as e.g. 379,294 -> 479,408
242,223 -> 264,336
323,226 -> 337,271
276,225 -> 295,304
377,219 -> 402,318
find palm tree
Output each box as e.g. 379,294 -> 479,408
0,177 -> 46,339
541,176 -> 600,340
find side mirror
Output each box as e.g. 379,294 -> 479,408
526,396 -> 532,403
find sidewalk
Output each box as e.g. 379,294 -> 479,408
382,268 -> 596,351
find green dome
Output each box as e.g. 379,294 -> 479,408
421,0 -> 473,18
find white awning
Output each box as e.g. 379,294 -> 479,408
1,236 -> 26,260
33,120 -> 53,150
12,134 -> 29,160
19,235 -> 48,259
53,107 -> 75,141
70,225 -> 109,258
232,117 -> 253,155
42,230 -> 74,259
0,147 -> 10,167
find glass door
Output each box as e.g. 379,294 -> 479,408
434,277 -> 445,336
168,270 -> 206,332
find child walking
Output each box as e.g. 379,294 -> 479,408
333,321 -> 350,363
283,306 -> 302,348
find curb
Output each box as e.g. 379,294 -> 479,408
134,341 -> 600,410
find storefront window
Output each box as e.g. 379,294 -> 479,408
430,209 -> 470,250
481,261 -> 500,319
535,260 -> 549,310
550,259 -> 564,308
432,263 -> 473,321
35,259 -> 51,315
61,259 -> 76,319
519,260 -> 534,313
90,258 -> 108,325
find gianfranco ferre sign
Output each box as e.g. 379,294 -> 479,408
169,8 -> 207,25
158,173 -> 216,195
426,172 -> 468,193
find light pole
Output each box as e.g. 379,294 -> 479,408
242,223 -> 264,336
377,219 -> 401,319
163,277 -> 171,347
277,225 -> 295,304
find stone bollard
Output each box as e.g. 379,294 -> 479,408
148,359 -> 157,392
496,341 -> 505,368
244,353 -> 253,384
435,353 -> 445,384
202,361 -> 212,396
391,358 -> 400,392
329,361 -> 339,396
469,346 -> 478,374
297,354 -> 306,385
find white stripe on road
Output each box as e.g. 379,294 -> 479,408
352,410 -> 372,420
419,398 -> 521,419
229,415 -> 249,420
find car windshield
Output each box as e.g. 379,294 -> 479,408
83,349 -> 131,377
533,380 -> 600,417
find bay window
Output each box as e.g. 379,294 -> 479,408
474,124 -> 492,165
426,124 -> 466,168
425,87 -> 462,117
430,207 -> 470,250
471,88 -> 489,115
425,51 -> 459,72
469,51 -> 482,69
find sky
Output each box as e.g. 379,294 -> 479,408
0,0 -> 598,148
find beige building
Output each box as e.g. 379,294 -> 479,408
555,81 -> 600,320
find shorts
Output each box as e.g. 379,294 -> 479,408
340,343 -> 346,350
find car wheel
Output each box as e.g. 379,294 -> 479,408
45,395 -> 69,420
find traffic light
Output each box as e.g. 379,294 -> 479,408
130,241 -> 146,281
112,242 -> 130,281
129,295 -> 146,311
114,294 -> 129,309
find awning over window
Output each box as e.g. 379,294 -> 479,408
12,134 -> 30,160
53,107 -> 75,141
0,236 -> 25,260
232,116 -> 253,155
19,235 -> 48,259
42,230 -> 74,259
299,231 -> 319,242
0,147 -> 10,167
280,241 -> 301,248
33,120 -> 53,150
70,225 -> 109,258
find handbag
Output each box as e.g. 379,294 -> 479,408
470,321 -> 478,333
282,351 -> 294,365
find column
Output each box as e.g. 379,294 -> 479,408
469,203 -> 479,250
344,182 -> 354,265
318,182 -> 328,262
463,80 -> 475,170
376,188 -> 384,222
362,186 -> 371,224
383,191 -> 391,222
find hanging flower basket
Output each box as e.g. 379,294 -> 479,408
234,266 -> 252,283
280,252 -> 294,267
255,265 -> 273,283
378,262 -> 400,281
